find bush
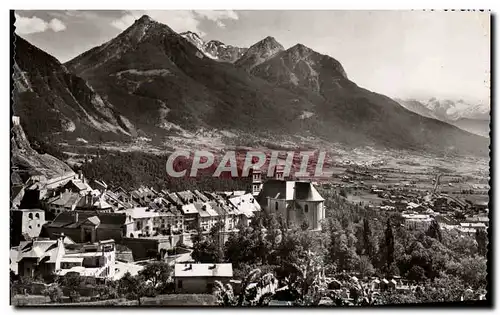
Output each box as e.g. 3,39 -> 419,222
69,290 -> 81,303
42,284 -> 63,303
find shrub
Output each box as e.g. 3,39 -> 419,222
42,284 -> 63,303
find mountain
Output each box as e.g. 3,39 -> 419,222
11,116 -> 74,183
60,15 -> 488,156
452,118 -> 490,138
396,98 -> 490,137
245,39 -> 488,155
204,40 -> 247,63
251,43 -> 348,96
234,36 -> 284,71
66,15 -> 315,137
180,31 -> 247,63
13,34 -> 134,142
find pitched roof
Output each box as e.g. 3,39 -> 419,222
193,190 -> 209,202
295,182 -> 325,201
257,180 -> 324,203
46,211 -> 126,229
86,216 -> 101,226
17,239 -> 62,263
181,203 -> 198,215
174,263 -> 233,278
46,191 -> 83,208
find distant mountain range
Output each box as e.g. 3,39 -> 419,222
12,15 -> 489,157
396,98 -> 490,137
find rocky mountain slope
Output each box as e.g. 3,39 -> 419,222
234,36 -> 284,71
11,117 -> 75,183
65,15 -> 316,137
180,31 -> 247,63
13,14 -> 487,157
13,35 -> 135,143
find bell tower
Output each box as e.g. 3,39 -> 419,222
251,168 -> 262,196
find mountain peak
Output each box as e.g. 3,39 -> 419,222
136,14 -> 154,24
180,31 -> 202,39
256,36 -> 283,49
235,36 -> 284,71
289,43 -> 313,54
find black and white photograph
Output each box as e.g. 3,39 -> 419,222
9,8 -> 491,307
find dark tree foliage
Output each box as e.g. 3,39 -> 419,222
426,219 -> 442,242
475,229 -> 488,257
384,218 -> 395,270
80,150 -> 251,191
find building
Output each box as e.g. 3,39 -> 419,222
174,263 -> 233,293
251,169 -> 263,196
228,193 -> 261,227
120,207 -> 184,238
257,175 -> 325,230
10,209 -> 46,246
401,213 -> 433,230
194,202 -> 219,232
458,222 -> 487,235
44,211 -> 126,243
14,236 -> 116,280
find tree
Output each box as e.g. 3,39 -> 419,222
118,272 -> 149,306
426,219 -> 442,242
214,268 -> 278,306
357,255 -> 375,278
382,219 -> 395,271
475,229 -> 488,257
192,229 -> 224,263
456,255 -> 487,290
362,219 -> 377,259
59,273 -> 83,303
283,250 -> 327,306
407,265 -> 426,283
42,283 -> 63,303
139,261 -> 172,292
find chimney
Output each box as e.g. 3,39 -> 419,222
74,212 -> 79,223
78,170 -> 83,180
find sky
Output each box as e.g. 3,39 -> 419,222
14,10 -> 490,103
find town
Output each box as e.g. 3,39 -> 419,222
10,150 -> 489,305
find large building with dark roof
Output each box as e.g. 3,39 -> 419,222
43,211 -> 127,243
256,169 -> 325,230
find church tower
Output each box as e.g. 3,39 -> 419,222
251,168 -> 262,196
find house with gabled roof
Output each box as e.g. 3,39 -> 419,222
14,236 -> 116,280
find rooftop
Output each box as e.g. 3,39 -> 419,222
174,263 -> 233,278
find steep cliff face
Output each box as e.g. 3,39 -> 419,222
13,35 -> 135,142
11,117 -> 75,183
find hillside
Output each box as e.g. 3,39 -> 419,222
13,35 -> 135,143
47,14 -> 488,156
11,117 -> 75,183
65,15 -> 316,137
180,31 -> 247,63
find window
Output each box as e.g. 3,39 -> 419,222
37,224 -> 40,227
304,204 -> 309,213
178,280 -> 183,289
28,225 -> 32,229
275,202 -> 278,210
35,213 -> 40,219
28,213 -> 33,220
